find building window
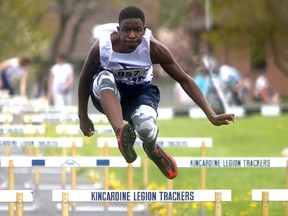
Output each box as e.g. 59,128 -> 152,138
251,44 -> 266,71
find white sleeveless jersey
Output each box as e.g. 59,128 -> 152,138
96,23 -> 153,85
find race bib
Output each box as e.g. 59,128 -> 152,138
114,68 -> 147,78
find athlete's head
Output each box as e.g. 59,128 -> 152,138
118,6 -> 145,24
117,6 -> 146,52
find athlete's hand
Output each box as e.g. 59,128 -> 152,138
209,113 -> 235,126
79,116 -> 95,137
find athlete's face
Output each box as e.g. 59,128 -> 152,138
117,18 -> 146,52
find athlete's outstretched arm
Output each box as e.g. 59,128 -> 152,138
150,38 -> 235,126
78,41 -> 101,136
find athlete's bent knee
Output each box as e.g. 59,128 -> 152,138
92,70 -> 120,99
131,105 -> 158,143
96,70 -> 116,92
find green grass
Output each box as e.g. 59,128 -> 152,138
44,114 -> 288,215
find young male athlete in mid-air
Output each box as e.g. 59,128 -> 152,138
78,6 -> 235,179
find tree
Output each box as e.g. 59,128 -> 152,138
49,0 -> 142,62
49,0 -> 99,61
206,0 -> 288,77
0,0 -> 52,60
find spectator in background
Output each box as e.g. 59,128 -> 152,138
218,64 -> 243,105
194,66 -> 211,98
173,56 -> 211,105
254,74 -> 280,104
239,77 -> 253,104
30,74 -> 48,99
47,54 -> 74,107
173,65 -> 211,105
0,57 -> 31,96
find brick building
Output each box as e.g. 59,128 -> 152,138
54,1 -> 287,101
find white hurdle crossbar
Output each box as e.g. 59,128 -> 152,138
252,189 -> 288,216
0,156 -> 141,168
0,137 -> 83,190
0,157 -> 140,194
0,190 -> 34,216
52,189 -> 231,216
0,125 -> 45,134
0,125 -> 45,157
0,190 -> 33,202
0,137 -> 83,148
252,189 -> 288,202
56,124 -> 113,135
97,137 -> 212,148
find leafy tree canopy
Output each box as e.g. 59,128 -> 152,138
0,0 -> 53,60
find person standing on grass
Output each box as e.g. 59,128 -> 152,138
47,54 -> 74,107
78,6 -> 235,179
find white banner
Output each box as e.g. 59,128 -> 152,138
175,157 -> 288,168
52,189 -> 231,202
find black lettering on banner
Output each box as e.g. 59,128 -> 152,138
133,191 -> 157,201
159,191 -> 195,201
91,192 -> 96,200
190,159 -> 221,167
91,191 -> 131,201
243,159 -> 271,167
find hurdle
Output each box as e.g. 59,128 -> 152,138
52,189 -> 231,216
0,137 -> 83,148
19,105 -> 76,124
252,189 -> 288,216
0,137 -> 83,190
22,113 -> 79,124
182,157 -> 288,215
55,124 -> 113,212
1,156 -> 141,215
97,137 -> 212,216
0,89 -> 9,99
97,137 -> 212,187
0,190 -> 33,216
22,111 -> 110,124
56,124 -> 114,190
0,114 -> 16,156
182,157 -> 288,168
261,104 -> 281,116
56,124 -> 113,135
0,124 -> 45,135
0,124 -> 45,156
177,156 -> 288,182
0,125 -> 46,193
0,113 -> 13,124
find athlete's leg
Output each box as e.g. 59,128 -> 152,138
131,105 -> 178,179
131,105 -> 158,151
92,71 -> 124,132
91,71 -> 137,163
